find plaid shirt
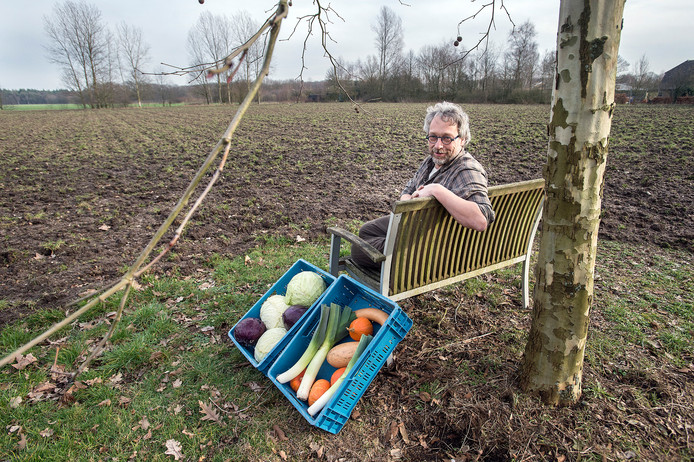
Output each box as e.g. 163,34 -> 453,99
401,151 -> 495,224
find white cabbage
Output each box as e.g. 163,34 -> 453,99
285,271 -> 326,307
260,294 -> 289,329
254,327 -> 287,362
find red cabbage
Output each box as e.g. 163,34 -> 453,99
234,317 -> 266,347
282,305 -> 308,330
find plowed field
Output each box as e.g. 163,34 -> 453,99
1,103 -> 691,323
1,102 -> 693,460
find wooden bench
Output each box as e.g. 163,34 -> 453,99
327,178 -> 545,307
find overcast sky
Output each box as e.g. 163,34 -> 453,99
0,0 -> 690,91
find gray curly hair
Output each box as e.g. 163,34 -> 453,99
423,101 -> 471,145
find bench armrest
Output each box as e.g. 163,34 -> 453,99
326,226 -> 386,263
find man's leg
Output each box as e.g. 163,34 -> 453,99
350,215 -> 390,271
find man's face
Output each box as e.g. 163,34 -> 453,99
427,116 -> 463,167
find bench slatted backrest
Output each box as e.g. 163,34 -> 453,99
388,178 -> 545,298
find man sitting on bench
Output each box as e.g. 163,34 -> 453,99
351,101 -> 496,271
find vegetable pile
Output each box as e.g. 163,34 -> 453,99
232,270 -> 327,363
276,303 -> 389,416
233,267 -> 395,418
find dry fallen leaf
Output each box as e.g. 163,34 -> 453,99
164,439 -> 183,460
32,382 -> 57,394
244,255 -> 252,266
419,434 -> 429,448
398,422 -> 410,444
39,428 -> 54,438
138,415 -> 150,431
309,442 -> 324,458
98,399 -> 112,407
273,425 -> 288,441
17,432 -> 27,450
198,400 -> 223,424
172,378 -> 183,389
98,224 -> 111,231
390,448 -> 403,459
10,396 -> 22,408
246,382 -> 263,393
12,353 -> 37,370
388,421 -> 399,442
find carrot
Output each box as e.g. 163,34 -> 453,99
290,369 -> 306,392
308,379 -> 331,406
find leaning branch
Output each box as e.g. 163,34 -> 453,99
0,0 -> 290,371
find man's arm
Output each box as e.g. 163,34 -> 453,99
411,183 -> 488,231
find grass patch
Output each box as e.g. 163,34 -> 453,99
2,104 -> 85,111
0,237 -> 692,460
0,239 -> 330,460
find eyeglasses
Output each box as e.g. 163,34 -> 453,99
425,135 -> 460,145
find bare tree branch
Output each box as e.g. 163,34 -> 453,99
447,0 -> 514,68
283,0 -> 365,109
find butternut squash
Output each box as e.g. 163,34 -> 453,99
354,308 -> 389,325
326,342 -> 359,368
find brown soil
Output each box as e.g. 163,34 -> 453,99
1,103 -> 692,459
1,104 -> 691,324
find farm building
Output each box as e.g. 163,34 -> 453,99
658,60 -> 694,102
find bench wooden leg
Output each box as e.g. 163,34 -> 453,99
522,254 -> 531,309
329,234 -> 341,276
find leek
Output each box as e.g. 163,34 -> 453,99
296,303 -> 355,401
275,303 -> 330,384
307,334 -> 373,416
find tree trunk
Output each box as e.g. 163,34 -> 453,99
520,0 -> 626,406
135,77 -> 142,108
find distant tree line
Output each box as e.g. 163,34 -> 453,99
0,1 -> 669,108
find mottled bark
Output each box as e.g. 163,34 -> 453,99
520,0 -> 626,405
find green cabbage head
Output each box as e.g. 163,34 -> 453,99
254,327 -> 287,362
285,271 -> 326,307
260,295 -> 289,329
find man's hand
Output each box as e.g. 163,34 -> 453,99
410,184 -> 438,199
412,184 -> 488,232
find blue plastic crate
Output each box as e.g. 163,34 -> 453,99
268,275 -> 412,434
228,259 -> 335,375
